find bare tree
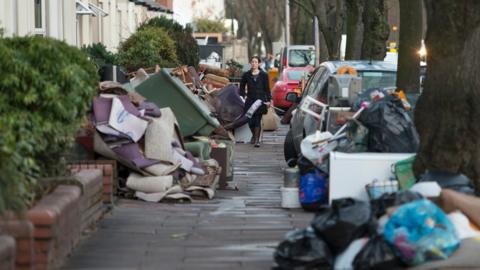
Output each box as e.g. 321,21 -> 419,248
361,0 -> 390,60
244,0 -> 283,54
229,0 -> 259,57
291,0 -> 346,61
396,0 -> 422,93
290,3 -> 314,45
345,0 -> 364,59
414,0 -> 480,190
229,0 -> 283,56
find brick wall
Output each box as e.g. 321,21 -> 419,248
75,170 -> 104,233
68,160 -> 117,205
27,185 -> 82,270
0,220 -> 34,270
0,235 -> 16,270
0,167 -> 112,270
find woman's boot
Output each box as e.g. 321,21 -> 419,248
253,127 -> 261,148
250,126 -> 255,144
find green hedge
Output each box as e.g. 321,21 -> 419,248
0,36 -> 98,213
117,26 -> 178,72
81,42 -> 117,69
140,17 -> 200,67
194,17 -> 228,33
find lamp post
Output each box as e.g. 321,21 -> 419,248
285,0 -> 290,46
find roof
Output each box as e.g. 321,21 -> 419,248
130,0 -> 173,13
321,60 -> 397,73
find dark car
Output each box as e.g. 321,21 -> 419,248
284,61 -> 397,166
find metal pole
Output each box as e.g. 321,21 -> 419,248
314,16 -> 320,66
285,0 -> 290,46
230,0 -> 235,60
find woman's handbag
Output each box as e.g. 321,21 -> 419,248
262,107 -> 279,131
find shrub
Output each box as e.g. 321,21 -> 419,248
117,26 -> 178,72
140,17 -> 200,67
194,17 -> 228,33
0,36 -> 98,213
81,42 -> 117,69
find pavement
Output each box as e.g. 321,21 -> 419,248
62,124 -> 314,270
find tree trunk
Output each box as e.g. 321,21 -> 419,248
292,7 -> 313,45
361,0 -> 390,60
319,31 -> 330,62
328,0 -> 344,60
345,0 -> 364,60
414,0 -> 480,190
264,35 -> 273,54
314,0 -> 345,61
396,0 -> 422,93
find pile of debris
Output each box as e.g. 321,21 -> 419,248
89,81 -> 221,202
195,64 -> 231,90
273,188 -> 480,270
78,62 -> 278,202
275,80 -> 480,269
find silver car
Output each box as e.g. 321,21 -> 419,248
284,60 -> 397,166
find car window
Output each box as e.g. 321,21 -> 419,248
289,50 -> 315,67
303,67 -> 325,96
310,69 -> 331,99
286,70 -> 310,81
357,71 -> 396,90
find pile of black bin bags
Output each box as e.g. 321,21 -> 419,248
273,191 -> 425,270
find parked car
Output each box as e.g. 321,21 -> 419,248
283,60 -> 397,166
278,45 -> 316,73
272,66 -> 314,113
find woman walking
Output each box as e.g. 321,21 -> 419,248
240,56 -> 271,148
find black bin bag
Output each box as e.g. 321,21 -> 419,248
310,198 -> 371,255
370,190 -> 423,218
420,170 -> 476,195
273,226 -> 333,270
353,235 -> 404,270
359,95 -> 419,153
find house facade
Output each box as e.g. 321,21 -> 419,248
0,0 -> 173,51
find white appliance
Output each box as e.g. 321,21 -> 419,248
329,152 -> 415,203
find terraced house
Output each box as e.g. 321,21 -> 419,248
0,0 -> 173,50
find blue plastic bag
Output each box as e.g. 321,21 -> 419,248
384,199 -> 460,266
299,169 -> 328,208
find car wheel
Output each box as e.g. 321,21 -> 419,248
284,129 -> 297,167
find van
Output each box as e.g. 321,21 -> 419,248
278,45 -> 316,72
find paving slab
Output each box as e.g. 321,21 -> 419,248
61,124 -> 314,269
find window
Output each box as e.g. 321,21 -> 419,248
286,70 -> 310,81
357,71 -> 397,91
304,67 -> 325,97
303,67 -> 325,95
288,49 -> 315,67
310,69 -> 331,100
33,0 -> 46,36
34,0 -> 42,28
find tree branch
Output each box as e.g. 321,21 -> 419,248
290,0 -> 316,18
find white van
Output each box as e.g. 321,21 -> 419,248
278,45 -> 316,72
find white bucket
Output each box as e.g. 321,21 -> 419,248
281,187 -> 301,208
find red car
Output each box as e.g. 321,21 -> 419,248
272,67 -> 314,112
